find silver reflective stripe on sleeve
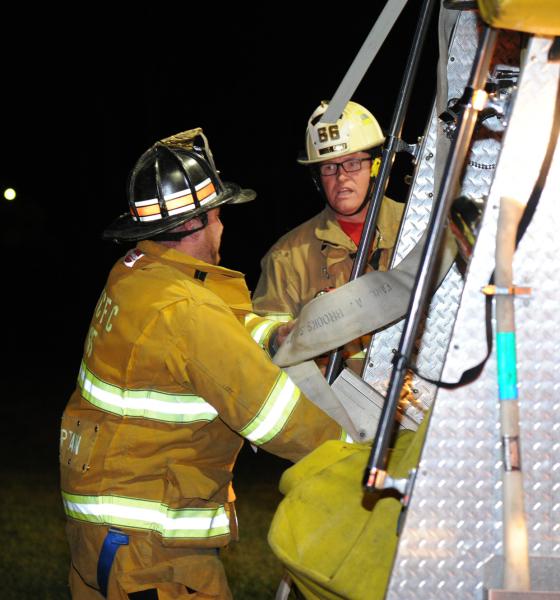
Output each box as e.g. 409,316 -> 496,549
244,313 -> 278,348
61,491 -> 230,539
244,313 -> 293,351
243,313 -> 260,327
244,312 -> 292,325
239,371 -> 300,445
249,321 -> 278,346
78,362 -> 218,423
261,313 -> 293,323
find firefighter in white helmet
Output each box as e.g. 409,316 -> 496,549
59,128 -> 343,600
253,100 -> 404,373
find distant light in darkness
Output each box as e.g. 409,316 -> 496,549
4,188 -> 16,201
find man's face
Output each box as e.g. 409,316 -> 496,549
320,151 -> 372,223
199,208 -> 223,265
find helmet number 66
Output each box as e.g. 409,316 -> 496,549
317,125 -> 340,143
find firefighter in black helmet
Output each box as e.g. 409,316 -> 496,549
60,128 -> 342,599
104,128 -> 255,243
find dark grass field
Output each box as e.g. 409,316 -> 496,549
0,373 -> 291,599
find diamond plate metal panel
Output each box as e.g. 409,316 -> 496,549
363,13 -> 518,421
386,36 -> 560,599
363,11 -> 483,412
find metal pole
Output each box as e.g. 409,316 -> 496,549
325,0 -> 437,384
364,25 -> 499,492
494,195 -> 531,591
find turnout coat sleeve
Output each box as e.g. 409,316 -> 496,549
162,282 -> 342,464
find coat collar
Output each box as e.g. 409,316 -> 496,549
137,240 -> 245,280
136,241 -> 251,312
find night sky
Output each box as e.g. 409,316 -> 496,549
2,6 -> 439,392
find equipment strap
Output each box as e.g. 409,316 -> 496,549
321,0 -> 409,124
97,527 -> 129,597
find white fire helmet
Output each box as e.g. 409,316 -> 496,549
298,100 -> 385,165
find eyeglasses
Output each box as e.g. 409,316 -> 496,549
319,157 -> 372,177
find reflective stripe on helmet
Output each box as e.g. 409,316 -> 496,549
133,198 -> 161,222
61,491 -> 230,539
165,181 -> 218,217
78,362 -> 218,423
239,371 -> 300,445
133,179 -> 217,222
194,179 -> 217,201
165,192 -> 195,213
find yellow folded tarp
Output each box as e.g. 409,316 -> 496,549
268,416 -> 429,600
478,0 -> 560,36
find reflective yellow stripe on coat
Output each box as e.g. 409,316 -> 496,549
244,314 -> 278,347
78,362 -> 218,423
61,491 -> 230,539
239,371 -> 300,445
